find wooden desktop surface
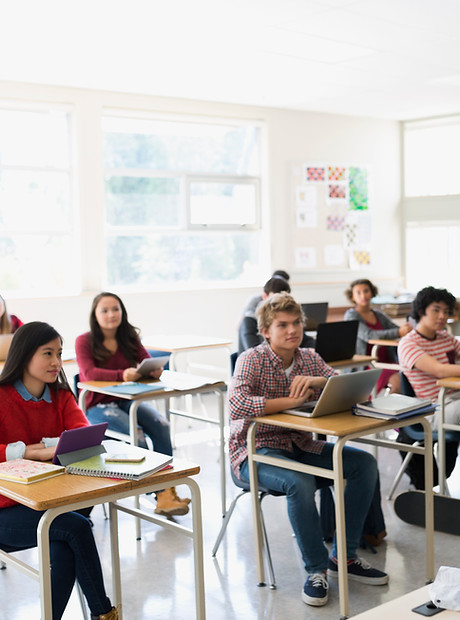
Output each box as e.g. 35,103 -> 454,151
142,335 -> 232,353
368,338 -> 400,347
0,458 -> 200,511
328,354 -> 374,369
254,410 -> 406,437
438,376 -> 460,390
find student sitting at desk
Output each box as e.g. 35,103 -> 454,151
0,293 -> 23,334
239,269 -> 290,323
228,292 -> 388,608
0,322 -> 119,620
398,286 -> 460,475
344,278 -> 412,394
238,276 -> 315,356
75,291 -> 189,517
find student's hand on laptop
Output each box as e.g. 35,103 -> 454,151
123,367 -> 142,382
289,375 -> 327,399
24,443 -> 56,462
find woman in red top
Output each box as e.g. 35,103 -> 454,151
0,322 -> 119,620
344,278 -> 413,394
75,292 -> 189,517
0,294 -> 23,333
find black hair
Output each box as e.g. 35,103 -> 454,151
411,286 -> 457,322
89,292 -> 140,366
0,321 -> 73,393
263,276 -> 291,296
344,278 -> 379,304
272,270 -> 290,281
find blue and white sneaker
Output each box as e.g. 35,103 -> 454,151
327,556 -> 389,585
302,572 -> 329,606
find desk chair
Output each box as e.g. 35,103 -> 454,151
211,467 -> 284,589
0,543 -> 89,618
387,373 -> 460,500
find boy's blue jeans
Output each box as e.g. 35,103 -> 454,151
0,505 -> 111,619
239,442 -> 378,575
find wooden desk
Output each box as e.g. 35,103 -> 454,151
77,372 -> 228,515
329,354 -> 375,371
353,585 -> 459,619
247,411 -> 434,619
142,335 -> 232,377
436,377 -> 460,494
0,457 -> 204,620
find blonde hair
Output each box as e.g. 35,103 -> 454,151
256,292 -> 305,332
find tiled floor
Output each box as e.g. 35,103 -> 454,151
2,398 -> 460,619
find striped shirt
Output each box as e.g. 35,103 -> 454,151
398,330 -> 460,401
228,342 -> 336,477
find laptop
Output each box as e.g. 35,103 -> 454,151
315,320 -> 359,362
301,302 -> 329,331
0,334 -> 14,361
285,368 -> 381,418
53,422 -> 108,465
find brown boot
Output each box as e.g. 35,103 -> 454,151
172,487 -> 191,505
155,488 -> 189,516
91,604 -> 120,620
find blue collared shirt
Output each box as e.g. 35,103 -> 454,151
13,379 -> 52,403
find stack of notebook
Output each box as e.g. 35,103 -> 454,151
352,394 -> 436,420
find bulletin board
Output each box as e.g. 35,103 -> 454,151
291,162 -> 371,271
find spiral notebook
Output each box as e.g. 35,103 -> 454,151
65,440 -> 173,480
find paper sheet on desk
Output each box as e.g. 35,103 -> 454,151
429,566 -> 460,610
160,370 -> 220,391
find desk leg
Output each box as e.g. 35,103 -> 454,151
128,402 -> 142,540
37,509 -> 56,620
438,388 -> 447,495
109,502 -> 123,619
247,423 -> 266,586
215,388 -> 226,516
421,418 -> 434,582
332,438 -> 349,620
187,478 -> 206,620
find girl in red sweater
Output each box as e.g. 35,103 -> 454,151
0,322 -> 118,620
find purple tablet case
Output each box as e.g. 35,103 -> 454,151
53,422 -> 108,465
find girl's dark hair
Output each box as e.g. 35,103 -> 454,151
344,279 -> 379,304
89,292 -> 140,366
0,321 -> 72,393
412,286 -> 457,322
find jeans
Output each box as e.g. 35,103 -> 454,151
87,399 -> 173,455
0,505 -> 111,619
240,442 -> 378,574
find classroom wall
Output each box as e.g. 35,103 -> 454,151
2,81 -> 402,371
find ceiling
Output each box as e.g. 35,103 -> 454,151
3,0 -> 460,121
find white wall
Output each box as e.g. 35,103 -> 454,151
2,81 -> 402,363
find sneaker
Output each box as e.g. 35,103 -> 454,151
327,556 -> 389,585
302,572 -> 329,606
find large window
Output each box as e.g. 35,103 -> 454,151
102,114 -> 263,289
404,116 -> 460,197
0,104 -> 76,295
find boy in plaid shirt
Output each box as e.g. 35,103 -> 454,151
228,293 -> 388,607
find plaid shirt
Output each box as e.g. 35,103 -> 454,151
228,342 -> 337,477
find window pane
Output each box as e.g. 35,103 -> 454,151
0,234 -> 77,294
103,117 -> 260,175
0,108 -> 69,168
405,224 -> 460,294
404,120 -> 460,197
106,232 -> 261,287
105,176 -> 180,227
0,171 -> 70,230
190,182 -> 257,226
